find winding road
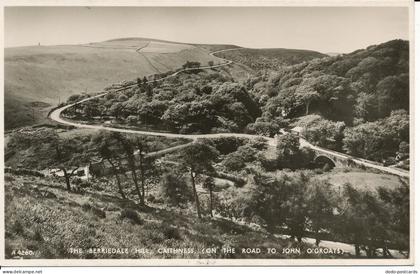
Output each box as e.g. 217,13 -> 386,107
49,47 -> 409,178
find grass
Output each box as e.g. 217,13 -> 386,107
316,169 -> 405,191
4,93 -> 52,130
139,41 -> 194,53
195,44 -> 241,52
4,173 -> 332,259
290,114 -> 324,128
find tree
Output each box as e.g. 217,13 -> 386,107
377,180 -> 409,254
178,142 -> 219,219
283,172 -> 311,242
296,86 -> 319,115
334,183 -> 394,257
7,128 -> 90,191
276,134 -> 301,169
306,180 -> 337,246
109,102 -> 126,120
203,136 -> 246,155
145,85 -> 153,100
231,171 -> 314,237
159,171 -> 192,206
131,136 -> 156,202
355,92 -> 378,121
202,176 -> 216,217
67,94 -> 83,104
53,138 -> 91,191
126,115 -> 139,125
182,61 -> 201,69
82,100 -> 101,118
222,153 -> 246,172
138,100 -> 167,125
118,94 -> 128,102
112,133 -> 144,205
248,137 -> 269,151
343,122 -> 381,159
301,118 -> 346,151
246,120 -> 280,137
376,74 -> 409,118
343,110 -> 409,161
90,131 -> 127,199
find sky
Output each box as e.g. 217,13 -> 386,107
4,7 -> 409,53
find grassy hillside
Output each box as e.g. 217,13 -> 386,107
5,173 -> 329,259
4,94 -> 52,130
4,38 -> 223,129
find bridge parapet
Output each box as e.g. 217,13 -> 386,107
299,137 -> 409,178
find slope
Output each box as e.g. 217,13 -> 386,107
4,38 -> 223,129
214,47 -> 327,71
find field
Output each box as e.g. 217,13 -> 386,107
317,170 -> 405,192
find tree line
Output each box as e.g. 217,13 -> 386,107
220,170 -> 409,258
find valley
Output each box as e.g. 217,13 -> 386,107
4,37 -> 410,260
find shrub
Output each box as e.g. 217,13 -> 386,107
120,209 -> 142,225
127,115 -> 139,125
245,121 -> 280,137
91,207 -> 106,219
222,153 -> 246,172
4,175 -> 15,182
158,172 -> 192,206
5,167 -> 45,178
236,145 -> 257,162
323,163 -> 333,172
12,221 -> 24,235
207,137 -> 247,155
42,191 -> 57,199
82,203 -> 106,219
71,177 -> 83,186
81,202 -> 92,212
32,228 -> 44,242
248,137 -> 268,150
216,172 -> 247,188
163,226 -> 181,240
147,195 -> 156,203
258,155 -> 278,172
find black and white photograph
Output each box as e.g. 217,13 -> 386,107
1,1 -> 415,268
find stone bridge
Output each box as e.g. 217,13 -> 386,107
311,147 -> 356,168
300,138 -> 409,178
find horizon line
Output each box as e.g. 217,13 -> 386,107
4,36 -> 409,55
